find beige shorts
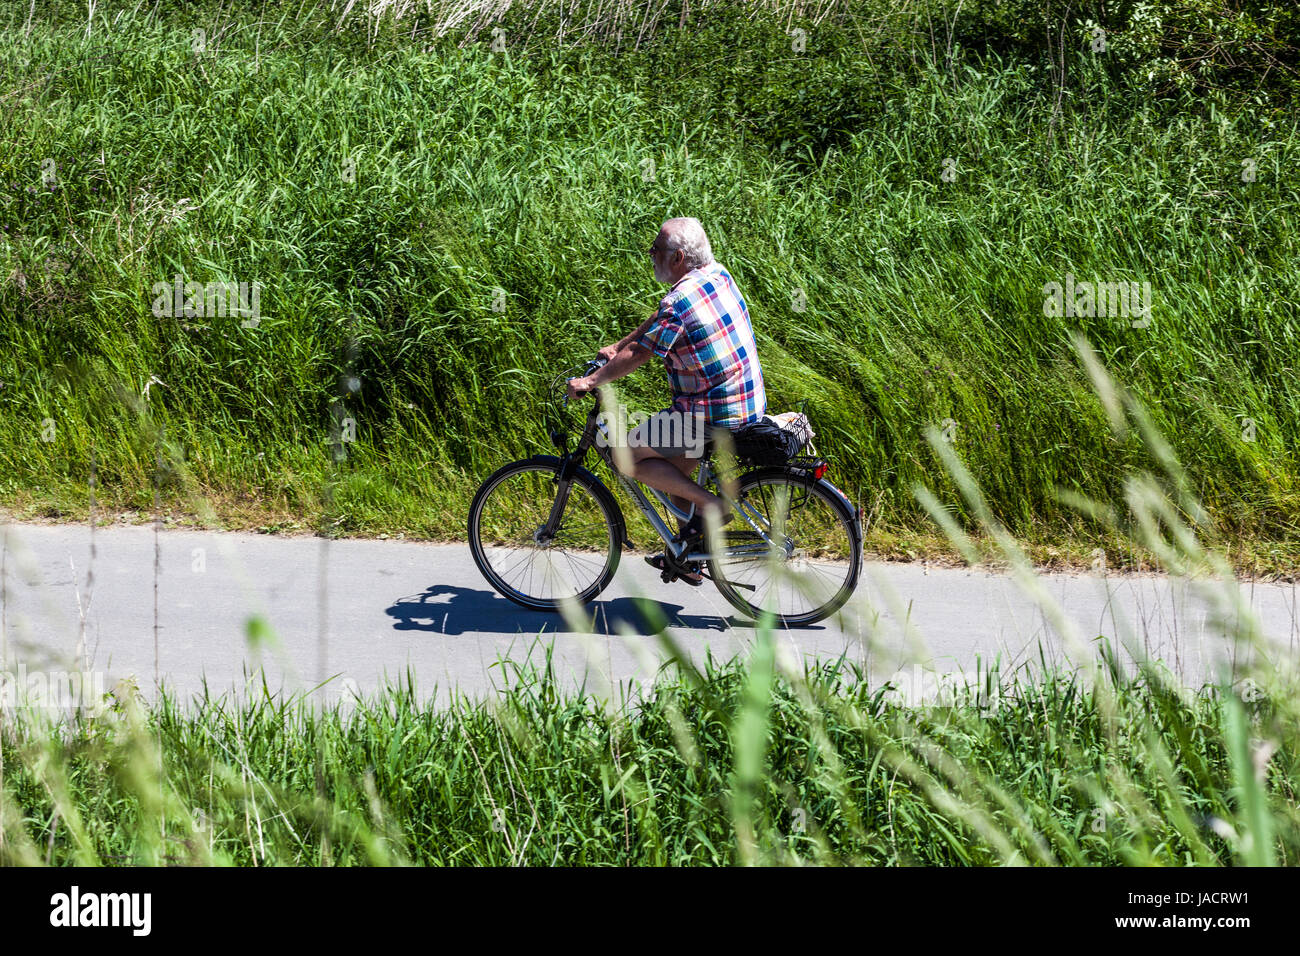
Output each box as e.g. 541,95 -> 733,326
625,408 -> 714,459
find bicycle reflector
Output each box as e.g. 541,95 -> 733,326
813,462 -> 828,481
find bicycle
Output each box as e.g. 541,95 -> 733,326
467,359 -> 863,626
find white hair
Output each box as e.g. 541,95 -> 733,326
662,217 -> 713,269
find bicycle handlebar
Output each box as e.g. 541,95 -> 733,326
562,356 -> 609,408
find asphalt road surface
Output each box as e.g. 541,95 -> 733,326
2,522 -> 1297,708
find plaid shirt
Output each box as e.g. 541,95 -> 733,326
636,261 -> 766,429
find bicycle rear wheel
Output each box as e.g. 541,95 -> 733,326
707,469 -> 861,627
468,458 -> 623,610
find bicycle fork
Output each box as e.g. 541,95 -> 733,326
537,454 -> 584,544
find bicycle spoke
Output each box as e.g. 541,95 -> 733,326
709,473 -> 858,625
472,464 -> 617,606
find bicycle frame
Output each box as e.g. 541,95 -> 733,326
549,397 -> 787,566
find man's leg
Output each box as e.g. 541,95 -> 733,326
626,450 -> 721,515
665,457 -> 701,535
625,452 -> 714,582
622,411 -> 727,527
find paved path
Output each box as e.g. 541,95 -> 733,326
2,523 -> 1297,707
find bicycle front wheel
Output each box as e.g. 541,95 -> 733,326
468,457 -> 623,611
708,469 -> 861,627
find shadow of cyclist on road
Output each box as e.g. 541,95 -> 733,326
384,584 -> 754,636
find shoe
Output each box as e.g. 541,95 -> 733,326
644,553 -> 704,586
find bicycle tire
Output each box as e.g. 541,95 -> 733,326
707,468 -> 862,627
468,456 -> 625,611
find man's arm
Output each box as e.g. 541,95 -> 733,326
566,341 -> 655,399
597,311 -> 658,361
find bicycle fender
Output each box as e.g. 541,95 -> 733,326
817,478 -> 863,544
527,454 -> 600,487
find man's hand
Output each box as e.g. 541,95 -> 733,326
567,342 -> 654,401
566,376 -> 594,401
596,343 -> 619,362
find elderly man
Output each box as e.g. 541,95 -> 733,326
566,217 -> 766,584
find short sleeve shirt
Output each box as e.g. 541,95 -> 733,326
636,261 -> 766,429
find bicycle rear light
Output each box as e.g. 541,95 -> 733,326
813,462 -> 828,481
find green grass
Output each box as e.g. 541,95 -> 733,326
1,2 -> 1297,573
2,634 -> 1296,866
